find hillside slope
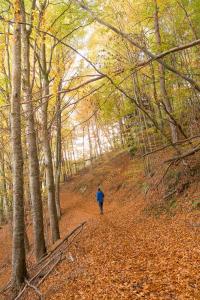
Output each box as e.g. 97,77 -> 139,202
1,151 -> 200,300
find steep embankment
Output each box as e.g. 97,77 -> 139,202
0,151 -> 200,299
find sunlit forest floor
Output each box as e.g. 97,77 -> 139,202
0,151 -> 200,299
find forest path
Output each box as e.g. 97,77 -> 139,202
0,151 -> 200,299
59,189 -> 99,234
39,152 -> 200,300
59,186 -> 119,234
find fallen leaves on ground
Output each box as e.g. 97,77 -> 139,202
1,151 -> 200,299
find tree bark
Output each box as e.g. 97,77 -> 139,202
0,196 -> 3,224
20,0 -> 46,261
154,0 -> 178,143
55,80 -> 62,219
40,37 -> 60,243
94,114 -> 103,155
87,122 -> 93,165
0,152 -> 9,222
11,2 -> 27,291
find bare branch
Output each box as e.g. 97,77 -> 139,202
72,0 -> 200,92
165,143 -> 200,163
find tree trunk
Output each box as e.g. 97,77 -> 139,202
21,0 -> 46,261
95,114 -> 103,155
71,136 -> 77,173
91,120 -> 99,157
87,123 -> 93,165
55,81 -> 62,219
82,127 -> 85,163
11,4 -> 27,291
154,0 -> 178,143
0,152 -> 9,222
40,37 -> 60,243
0,197 -> 3,224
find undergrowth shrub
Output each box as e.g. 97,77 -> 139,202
144,197 -> 177,217
128,145 -> 137,157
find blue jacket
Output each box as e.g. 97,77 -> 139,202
96,191 -> 104,203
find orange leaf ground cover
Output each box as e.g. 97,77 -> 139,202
0,151 -> 200,299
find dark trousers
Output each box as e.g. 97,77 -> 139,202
98,201 -> 104,214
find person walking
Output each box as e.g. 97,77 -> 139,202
96,187 -> 104,214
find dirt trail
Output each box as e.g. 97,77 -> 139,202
0,151 -> 200,299
58,151 -> 136,235
59,187 -> 121,233
58,190 -> 99,237
38,151 -> 200,300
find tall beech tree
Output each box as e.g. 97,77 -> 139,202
20,0 -> 47,261
55,79 -> 62,220
40,33 -> 60,243
11,0 -> 27,291
153,0 -> 178,143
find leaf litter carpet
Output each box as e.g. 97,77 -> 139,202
0,151 -> 200,299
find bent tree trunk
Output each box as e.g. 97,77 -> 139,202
21,0 -> 46,261
11,2 -> 27,291
40,38 -> 60,243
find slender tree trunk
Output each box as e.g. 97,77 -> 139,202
0,153 -> 9,222
87,123 -> 93,165
91,120 -> 99,157
66,144 -> 73,176
55,81 -> 62,219
11,3 -> 27,290
0,197 -> 3,225
5,23 -> 11,93
177,1 -> 198,39
21,0 -> 46,261
154,0 -> 178,143
65,142 -> 72,176
71,135 -> 77,173
40,38 -> 60,243
82,127 -> 86,167
101,124 -> 113,149
150,62 -> 163,129
95,114 -> 102,155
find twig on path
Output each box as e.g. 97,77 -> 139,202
185,213 -> 200,228
0,280 -> 12,295
25,279 -> 43,299
163,189 -> 177,200
0,263 -> 7,275
14,284 -> 27,300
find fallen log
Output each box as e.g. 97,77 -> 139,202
37,256 -> 62,287
14,221 -> 86,300
37,221 -> 86,267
